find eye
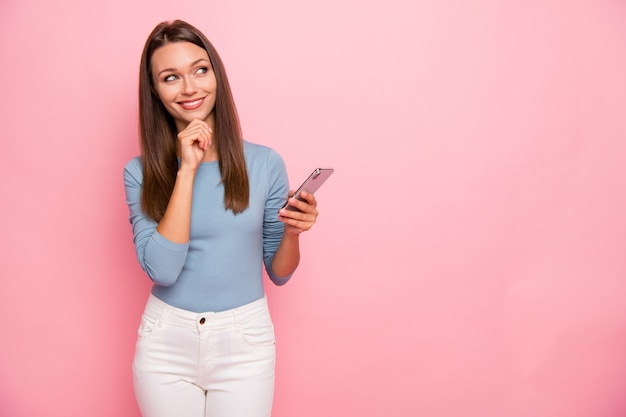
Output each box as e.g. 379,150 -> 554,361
163,74 -> 178,82
196,66 -> 209,75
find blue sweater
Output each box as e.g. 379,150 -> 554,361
124,141 -> 292,313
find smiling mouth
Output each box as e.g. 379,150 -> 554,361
178,97 -> 205,110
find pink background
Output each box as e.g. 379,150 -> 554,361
2,0 -> 626,416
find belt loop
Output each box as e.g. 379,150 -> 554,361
156,302 -> 168,328
233,310 -> 242,333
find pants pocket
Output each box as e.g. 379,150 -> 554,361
240,314 -> 276,346
137,314 -> 161,340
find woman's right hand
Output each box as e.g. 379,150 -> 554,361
177,119 -> 213,171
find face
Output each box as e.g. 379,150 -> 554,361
150,41 -> 218,132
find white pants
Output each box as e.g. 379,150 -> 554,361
133,294 -> 276,417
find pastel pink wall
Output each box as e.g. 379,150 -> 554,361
1,0 -> 625,416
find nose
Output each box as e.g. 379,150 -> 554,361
181,77 -> 197,95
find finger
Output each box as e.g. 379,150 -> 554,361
179,124 -> 212,149
279,215 -> 316,233
191,119 -> 212,138
193,123 -> 212,150
280,197 -> 306,214
280,200 -> 317,220
284,194 -> 316,214
299,191 -> 317,208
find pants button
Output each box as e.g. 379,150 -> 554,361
199,317 -> 206,324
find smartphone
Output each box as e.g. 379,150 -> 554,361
281,168 -> 334,211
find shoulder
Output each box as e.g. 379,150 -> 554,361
243,140 -> 285,167
243,141 -> 288,188
243,140 -> 279,158
123,156 -> 144,183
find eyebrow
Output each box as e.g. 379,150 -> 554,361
157,58 -> 211,77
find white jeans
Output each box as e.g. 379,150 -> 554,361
133,294 -> 276,417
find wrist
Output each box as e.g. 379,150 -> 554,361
282,229 -> 301,240
177,166 -> 198,178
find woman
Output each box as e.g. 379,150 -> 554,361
123,20 -> 318,417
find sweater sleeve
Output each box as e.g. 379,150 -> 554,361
262,149 -> 294,286
123,157 -> 189,286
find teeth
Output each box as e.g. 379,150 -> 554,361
181,99 -> 203,107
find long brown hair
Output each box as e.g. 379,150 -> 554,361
138,20 -> 249,221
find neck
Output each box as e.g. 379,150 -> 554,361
202,145 -> 218,162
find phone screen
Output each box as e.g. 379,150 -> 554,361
282,168 -> 334,211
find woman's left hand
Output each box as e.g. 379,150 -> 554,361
278,191 -> 318,235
